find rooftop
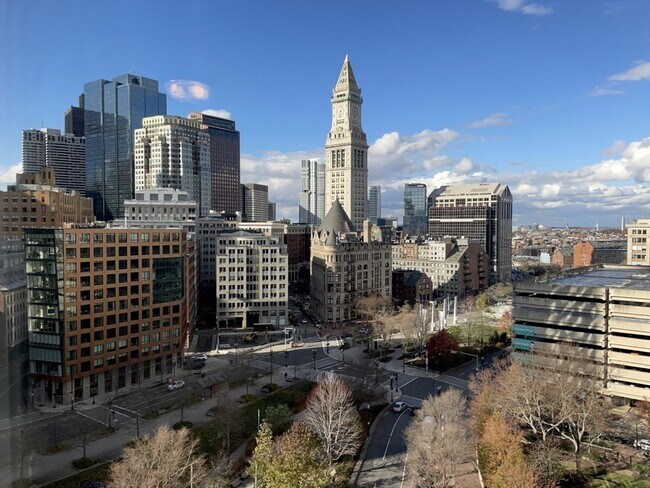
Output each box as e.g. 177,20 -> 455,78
550,266 -> 650,291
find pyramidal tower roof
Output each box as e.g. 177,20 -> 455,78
334,54 -> 360,95
319,199 -> 356,236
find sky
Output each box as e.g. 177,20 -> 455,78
0,0 -> 649,228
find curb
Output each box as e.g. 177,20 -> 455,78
349,402 -> 391,486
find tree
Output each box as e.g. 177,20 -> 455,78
303,373 -> 364,464
405,389 -> 469,488
251,421 -> 329,488
395,304 -> 430,352
263,403 -> 292,435
354,294 -> 393,321
479,413 -> 541,488
426,329 -> 459,369
109,425 -> 208,488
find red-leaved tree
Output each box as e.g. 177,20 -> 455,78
426,329 -> 460,370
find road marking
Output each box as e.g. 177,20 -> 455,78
383,409 -> 409,461
75,410 -> 108,427
111,404 -> 139,417
400,452 -> 409,488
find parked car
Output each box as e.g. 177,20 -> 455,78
392,401 -> 408,413
301,319 -> 308,324
167,380 -> 185,391
191,353 -> 208,361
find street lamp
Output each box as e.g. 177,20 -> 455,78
70,374 -> 74,411
425,349 -> 429,373
269,349 -> 274,384
312,348 -> 317,370
234,342 -> 239,364
402,355 -> 406,373
284,350 -> 288,369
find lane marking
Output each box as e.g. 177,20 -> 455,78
383,409 -> 409,461
75,410 -> 108,427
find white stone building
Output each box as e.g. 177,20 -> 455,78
215,230 -> 288,329
124,188 -> 197,234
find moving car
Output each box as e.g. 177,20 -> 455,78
191,353 -> 208,361
392,401 -> 408,413
167,380 -> 185,391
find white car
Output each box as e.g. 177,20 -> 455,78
392,401 -> 408,413
191,353 -> 208,361
634,439 -> 650,451
167,380 -> 185,391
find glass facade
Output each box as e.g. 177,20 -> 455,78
368,185 -> 381,224
189,112 -> 240,214
403,183 -> 427,235
85,74 -> 166,221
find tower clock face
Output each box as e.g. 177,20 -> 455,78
352,107 -> 359,119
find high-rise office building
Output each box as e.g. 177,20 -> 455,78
427,183 -> 512,284
325,56 -> 369,229
368,185 -> 381,224
189,112 -> 241,214
241,183 -> 269,222
22,128 -> 85,194
403,183 -> 428,236
64,94 -> 85,137
299,159 -> 325,225
25,224 -> 195,405
268,202 -> 277,221
134,115 -> 211,216
84,74 -> 167,221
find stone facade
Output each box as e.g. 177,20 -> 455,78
628,219 -> 650,266
310,201 -> 391,324
325,56 -> 368,229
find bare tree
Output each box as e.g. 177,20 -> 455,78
109,425 -> 208,488
303,373 -> 364,464
395,304 -> 430,352
405,389 -> 470,488
354,294 -> 393,321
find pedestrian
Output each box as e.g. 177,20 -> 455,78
437,386 -> 442,396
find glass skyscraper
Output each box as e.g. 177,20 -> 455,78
84,74 -> 167,221
368,185 -> 381,224
403,183 -> 428,235
189,112 -> 241,215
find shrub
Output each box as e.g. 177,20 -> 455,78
72,457 -> 99,469
172,421 -> 193,430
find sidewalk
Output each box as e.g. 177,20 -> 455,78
2,356 -> 304,487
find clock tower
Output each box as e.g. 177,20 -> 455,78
325,55 -> 368,229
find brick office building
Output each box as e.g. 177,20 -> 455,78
25,224 -> 195,406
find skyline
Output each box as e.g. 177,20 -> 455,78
0,0 -> 649,227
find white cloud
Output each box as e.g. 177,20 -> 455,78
588,86 -> 624,97
201,109 -> 232,120
165,80 -> 210,101
602,139 -> 627,157
468,112 -> 513,129
0,162 -> 21,187
495,0 -> 553,16
608,61 -> 650,82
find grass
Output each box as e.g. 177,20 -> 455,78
588,473 -> 650,487
41,461 -> 112,488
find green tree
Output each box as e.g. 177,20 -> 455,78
251,421 -> 329,488
263,404 -> 292,435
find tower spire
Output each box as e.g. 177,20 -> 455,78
335,55 -> 360,94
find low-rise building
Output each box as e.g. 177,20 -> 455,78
512,265 -> 650,402
628,219 -> 650,266
573,240 -> 626,267
392,270 -> 433,306
392,237 -> 488,299
551,247 -> 573,268
215,230 -> 288,329
124,188 -> 197,234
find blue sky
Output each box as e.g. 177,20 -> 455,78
1,0 -> 649,227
